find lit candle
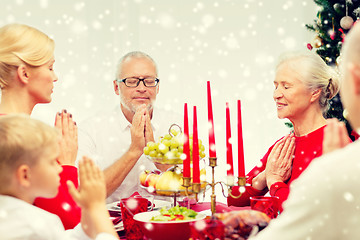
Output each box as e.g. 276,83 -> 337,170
183,103 -> 190,178
192,106 -> 200,183
207,81 -> 216,158
226,102 -> 234,176
237,100 -> 245,177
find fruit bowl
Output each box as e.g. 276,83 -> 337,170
133,210 -> 206,240
139,165 -> 207,196
146,156 -> 183,165
143,124 -> 206,165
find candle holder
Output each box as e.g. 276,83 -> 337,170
181,157 -> 247,216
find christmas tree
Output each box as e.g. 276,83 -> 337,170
306,0 -> 360,140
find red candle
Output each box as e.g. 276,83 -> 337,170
226,103 -> 234,176
183,103 -> 190,178
207,81 -> 216,158
192,106 -> 200,183
237,100 -> 245,177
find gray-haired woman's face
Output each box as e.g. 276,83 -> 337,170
273,62 -> 315,121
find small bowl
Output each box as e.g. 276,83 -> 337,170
133,211 -> 206,240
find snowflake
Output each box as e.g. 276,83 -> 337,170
202,14 -> 215,28
74,2 -> 85,11
343,192 -> 354,202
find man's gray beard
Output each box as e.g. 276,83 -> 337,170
119,93 -> 154,113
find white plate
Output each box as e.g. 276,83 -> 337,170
107,199 -> 172,212
153,199 -> 172,211
107,202 -> 121,212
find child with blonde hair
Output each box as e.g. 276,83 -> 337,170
0,115 -> 118,240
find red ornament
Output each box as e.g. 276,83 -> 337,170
307,43 -> 313,50
329,30 -> 336,40
338,28 -> 346,42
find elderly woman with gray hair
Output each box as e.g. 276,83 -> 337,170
228,51 -> 342,212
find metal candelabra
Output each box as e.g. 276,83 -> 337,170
182,157 -> 246,216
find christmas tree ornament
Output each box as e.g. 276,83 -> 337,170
343,109 -> 349,120
312,36 -> 323,48
329,29 -> 336,40
336,55 -> 342,65
307,43 -> 313,50
341,16 -> 354,29
333,3 -> 344,13
341,0 -> 355,30
330,17 -> 336,40
317,12 -> 322,26
353,7 -> 360,17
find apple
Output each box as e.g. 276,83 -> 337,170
145,173 -> 160,188
139,170 -> 150,186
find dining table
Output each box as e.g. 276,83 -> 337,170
110,197 -> 251,239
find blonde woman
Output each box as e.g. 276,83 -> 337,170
0,23 -> 80,229
228,51 -> 343,211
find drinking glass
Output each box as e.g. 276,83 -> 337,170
250,196 -> 279,219
120,196 -> 149,240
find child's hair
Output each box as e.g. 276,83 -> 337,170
0,114 -> 59,185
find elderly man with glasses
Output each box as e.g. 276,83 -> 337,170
77,51 -> 181,202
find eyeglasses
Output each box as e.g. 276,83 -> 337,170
116,77 -> 160,87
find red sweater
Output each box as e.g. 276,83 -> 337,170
34,165 -> 81,229
228,126 -> 325,212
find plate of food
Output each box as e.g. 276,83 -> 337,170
133,206 -> 206,240
107,199 -> 172,215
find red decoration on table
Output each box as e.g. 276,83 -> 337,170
226,103 -> 234,176
192,106 -> 200,183
190,218 -> 225,240
183,103 -> 190,178
237,100 -> 245,178
120,196 -> 148,240
207,81 -> 216,158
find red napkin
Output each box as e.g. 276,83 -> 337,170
117,192 -> 154,209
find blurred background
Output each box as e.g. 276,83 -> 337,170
0,0 -> 318,203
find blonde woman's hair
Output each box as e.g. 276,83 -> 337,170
0,114 -> 59,185
276,51 -> 340,114
0,23 -> 55,89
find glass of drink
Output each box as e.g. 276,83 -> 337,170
120,196 -> 149,240
250,196 -> 279,219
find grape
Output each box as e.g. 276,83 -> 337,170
149,150 -> 157,157
170,128 -> 180,136
143,146 -> 150,155
164,134 -> 172,140
143,126 -> 206,163
170,138 -> 180,148
161,139 -> 171,147
147,141 -> 156,151
178,145 -> 184,153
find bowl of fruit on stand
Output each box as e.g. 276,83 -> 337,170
141,125 -> 207,196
